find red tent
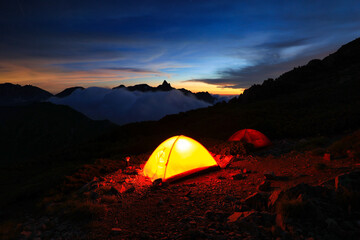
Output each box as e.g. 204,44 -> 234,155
228,129 -> 271,148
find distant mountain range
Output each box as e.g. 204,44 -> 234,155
113,80 -> 217,104
0,80 -> 217,106
55,86 -> 84,98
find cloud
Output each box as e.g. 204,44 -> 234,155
184,55 -> 320,89
105,67 -> 160,74
48,87 -> 210,125
184,35 -> 337,89
255,37 -> 310,49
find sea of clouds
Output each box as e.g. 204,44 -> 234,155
48,87 -> 211,125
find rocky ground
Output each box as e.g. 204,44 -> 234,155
16,144 -> 360,240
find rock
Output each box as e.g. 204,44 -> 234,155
217,176 -> 226,180
189,220 -> 197,227
204,211 -> 229,222
111,228 -> 121,232
271,225 -> 283,238
264,171 -> 276,180
181,229 -> 207,239
268,190 -> 282,210
325,218 -> 343,235
121,184 -> 135,193
218,155 -> 234,168
20,231 -> 32,238
276,213 -> 290,231
346,150 -> 355,159
227,212 -> 243,223
224,195 -> 236,202
325,218 -> 337,229
42,231 -> 52,239
323,153 -> 331,161
335,171 -> 360,191
234,204 -> 250,212
111,184 -> 135,195
123,168 -> 138,175
243,168 -> 251,174
227,211 -> 256,223
232,173 -> 246,180
78,177 -> 99,193
161,181 -> 170,188
157,199 -> 164,206
40,223 -> 47,230
150,178 -> 163,190
243,211 -> 275,228
258,180 -> 271,192
110,186 -> 121,195
273,183 -> 331,204
90,191 -> 99,200
243,192 -> 269,211
40,216 -> 50,224
111,228 -> 122,236
320,179 -> 335,189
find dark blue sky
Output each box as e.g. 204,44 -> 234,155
0,0 -> 359,94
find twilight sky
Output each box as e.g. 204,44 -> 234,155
0,0 -> 359,95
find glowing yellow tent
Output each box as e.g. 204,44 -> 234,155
143,135 -> 218,182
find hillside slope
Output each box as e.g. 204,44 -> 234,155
0,102 -> 114,162
0,83 -> 53,106
232,37 -> 360,103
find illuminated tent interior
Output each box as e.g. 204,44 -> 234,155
143,135 -> 219,182
228,129 -> 271,148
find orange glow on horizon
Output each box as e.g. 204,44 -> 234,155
0,62 -> 244,95
173,81 -> 244,96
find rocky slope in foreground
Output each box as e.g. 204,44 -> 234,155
14,136 -> 360,240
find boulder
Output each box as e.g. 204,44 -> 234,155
276,213 -> 290,231
268,190 -> 282,210
78,177 -> 99,193
111,184 -> 135,195
232,173 -> 246,180
264,171 -> 289,181
243,192 -> 269,211
323,153 -> 331,161
335,171 -> 360,192
264,171 -> 276,180
227,212 -> 243,223
204,211 -> 229,222
258,180 -> 271,192
227,210 -> 257,223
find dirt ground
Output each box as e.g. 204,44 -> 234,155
85,150 -> 360,239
